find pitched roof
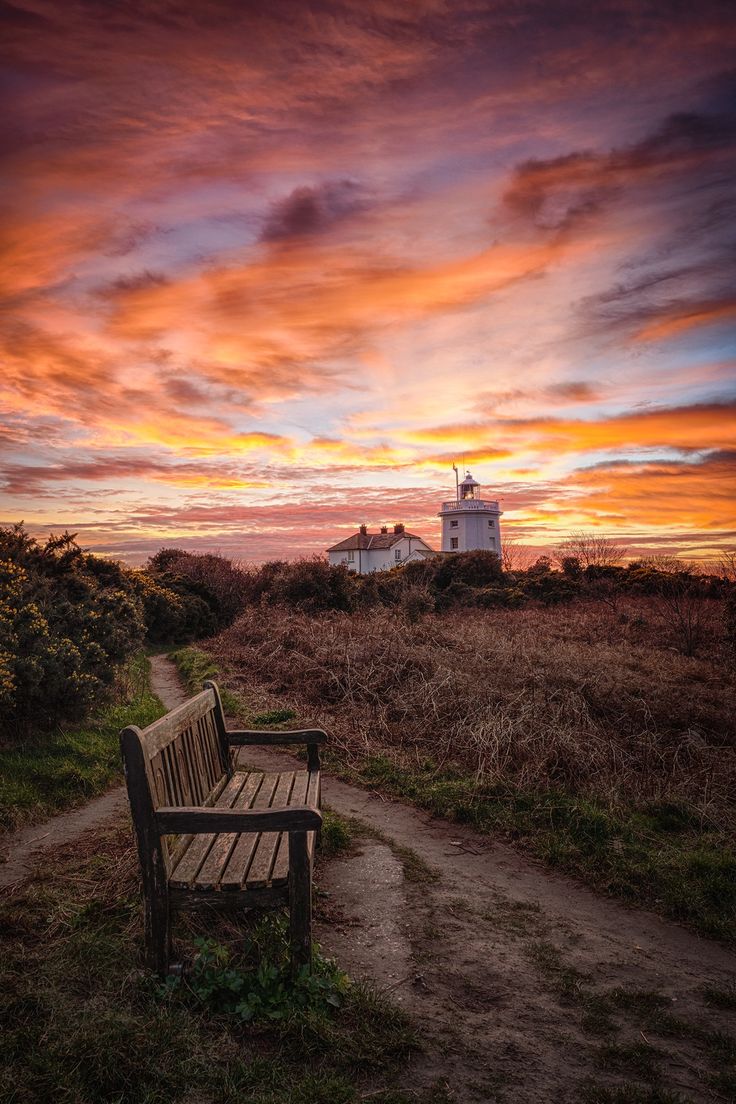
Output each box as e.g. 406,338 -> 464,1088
327,530 -> 427,553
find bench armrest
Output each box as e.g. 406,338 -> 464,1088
226,728 -> 326,746
227,728 -> 326,771
156,805 -> 322,834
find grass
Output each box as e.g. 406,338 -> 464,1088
524,936 -> 736,1101
351,755 -> 736,942
0,652 -> 163,831
703,980 -> 736,1010
178,619 -> 736,943
0,819 -> 420,1104
175,631 -> 732,940
172,645 -> 242,713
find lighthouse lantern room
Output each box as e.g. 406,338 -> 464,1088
438,470 -> 503,554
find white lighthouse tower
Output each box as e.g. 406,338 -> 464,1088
438,469 -> 503,554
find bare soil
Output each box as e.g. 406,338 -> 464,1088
3,653 -> 735,1101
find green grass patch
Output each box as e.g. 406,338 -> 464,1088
319,808 -> 357,858
172,645 -> 242,713
0,652 -> 163,831
0,821 -> 418,1103
350,754 -> 736,943
703,980 -> 736,1010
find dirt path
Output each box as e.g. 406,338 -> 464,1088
2,654 -> 735,1100
0,654 -> 186,888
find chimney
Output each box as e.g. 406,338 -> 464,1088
393,523 -> 404,534
380,525 -> 388,534
359,524 -> 367,535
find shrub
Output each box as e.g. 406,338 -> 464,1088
264,557 -> 356,613
145,550 -> 248,630
0,526 -> 145,739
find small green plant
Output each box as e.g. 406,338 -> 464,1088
172,917 -> 350,1024
252,707 -> 298,725
320,808 -> 355,856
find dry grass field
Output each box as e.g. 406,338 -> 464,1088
192,597 -> 736,940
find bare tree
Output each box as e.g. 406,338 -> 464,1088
717,551 -> 736,584
555,530 -> 627,569
501,538 -> 539,573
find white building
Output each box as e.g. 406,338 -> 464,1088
327,523 -> 435,574
438,471 -> 503,554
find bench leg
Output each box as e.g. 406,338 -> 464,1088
289,830 -> 312,977
145,890 -> 171,977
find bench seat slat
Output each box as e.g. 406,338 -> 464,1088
218,772 -> 281,891
270,770 -> 310,887
169,772 -> 251,888
246,772 -> 296,890
194,772 -> 265,889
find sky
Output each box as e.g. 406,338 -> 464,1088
1,0 -> 735,565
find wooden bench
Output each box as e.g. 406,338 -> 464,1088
120,680 -> 324,977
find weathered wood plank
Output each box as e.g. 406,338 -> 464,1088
271,771 -> 309,887
170,885 -> 287,912
246,772 -> 295,889
219,772 -> 279,890
169,772 -> 249,889
203,680 -> 231,776
226,729 -> 327,746
121,725 -> 171,975
194,771 -> 264,890
156,803 -> 320,835
306,770 -> 320,811
142,690 -> 216,758
168,773 -> 229,868
289,830 -> 312,976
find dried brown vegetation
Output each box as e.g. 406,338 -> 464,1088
206,599 -> 734,829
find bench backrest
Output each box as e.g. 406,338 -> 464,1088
121,683 -> 230,871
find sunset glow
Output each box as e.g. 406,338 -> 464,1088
2,1 -> 735,562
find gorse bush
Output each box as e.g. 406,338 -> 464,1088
0,526 -> 144,738
146,548 -> 250,629
0,527 -> 252,739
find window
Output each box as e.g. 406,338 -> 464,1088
489,537 -> 496,548
347,550 -> 355,562
450,537 -> 459,550
395,549 -> 402,561
450,519 -> 458,528
488,520 -> 495,528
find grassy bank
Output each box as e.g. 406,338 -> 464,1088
174,599 -> 736,943
0,652 -> 163,832
0,818 -> 422,1103
354,755 -> 736,942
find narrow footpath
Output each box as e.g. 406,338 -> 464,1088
2,654 -> 735,1102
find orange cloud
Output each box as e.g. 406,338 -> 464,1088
409,401 -> 736,455
634,298 -> 736,342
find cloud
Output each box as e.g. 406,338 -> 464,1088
563,450 -> 736,531
503,103 -> 736,235
2,1 -> 735,560
409,400 -> 736,455
260,180 -> 371,242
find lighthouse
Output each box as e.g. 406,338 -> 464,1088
438,470 -> 503,554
